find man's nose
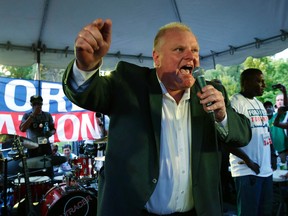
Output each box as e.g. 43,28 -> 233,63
185,50 -> 196,59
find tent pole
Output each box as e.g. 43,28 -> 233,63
36,41 -> 41,96
210,51 -> 216,69
212,55 -> 216,69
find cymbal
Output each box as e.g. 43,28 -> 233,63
94,136 -> 108,144
22,139 -> 38,149
19,155 -> 52,169
8,149 -> 27,158
50,155 -> 67,166
0,134 -> 14,143
1,147 -> 12,151
19,155 -> 67,168
0,134 -> 38,149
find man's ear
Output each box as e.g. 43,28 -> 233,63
153,50 -> 160,67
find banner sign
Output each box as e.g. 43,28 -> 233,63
0,77 -> 101,142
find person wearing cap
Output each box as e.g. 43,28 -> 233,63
19,95 -> 56,178
20,95 -> 56,156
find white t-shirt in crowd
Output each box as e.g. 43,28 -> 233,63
229,93 -> 273,177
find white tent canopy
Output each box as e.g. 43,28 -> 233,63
0,0 -> 287,70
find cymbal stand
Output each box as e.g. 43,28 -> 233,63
43,154 -> 47,168
0,157 -> 8,215
15,172 -> 22,204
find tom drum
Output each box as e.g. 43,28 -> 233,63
13,176 -> 51,203
40,183 -> 97,216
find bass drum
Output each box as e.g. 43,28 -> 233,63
40,183 -> 97,216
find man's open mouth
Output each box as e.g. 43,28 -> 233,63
180,65 -> 193,74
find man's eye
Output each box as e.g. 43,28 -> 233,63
175,48 -> 184,52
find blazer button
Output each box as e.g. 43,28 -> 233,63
152,178 -> 157,184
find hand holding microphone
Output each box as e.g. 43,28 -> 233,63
192,67 -> 226,122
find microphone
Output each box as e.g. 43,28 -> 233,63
192,67 -> 213,107
192,67 -> 215,121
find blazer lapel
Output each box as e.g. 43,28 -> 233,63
190,86 -> 205,184
148,69 -> 162,159
147,72 -> 205,185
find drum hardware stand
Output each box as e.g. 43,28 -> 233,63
15,172 -> 22,205
13,137 -> 39,215
0,157 -> 8,215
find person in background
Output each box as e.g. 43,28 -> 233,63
263,101 -> 280,166
228,68 -> 275,216
269,84 -> 288,163
275,89 -> 286,111
19,95 -> 56,179
51,143 -> 61,156
19,95 -> 56,157
274,107 -> 288,130
94,112 -> 110,170
58,144 -> 77,175
96,112 -> 110,137
51,143 -> 61,174
276,104 -> 288,179
62,18 -> 251,216
263,101 -> 274,121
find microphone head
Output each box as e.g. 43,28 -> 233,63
192,67 -> 205,79
192,67 -> 207,90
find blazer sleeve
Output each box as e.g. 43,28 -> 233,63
62,59 -> 113,113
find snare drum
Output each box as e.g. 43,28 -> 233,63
13,176 -> 51,203
72,157 -> 95,179
53,175 -> 64,184
40,183 -> 97,216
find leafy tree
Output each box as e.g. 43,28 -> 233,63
0,64 -> 64,82
2,65 -> 35,80
205,56 -> 288,106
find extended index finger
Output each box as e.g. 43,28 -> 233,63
84,19 -> 112,47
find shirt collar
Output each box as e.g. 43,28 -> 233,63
156,72 -> 190,100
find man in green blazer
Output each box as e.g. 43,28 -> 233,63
63,19 -> 251,216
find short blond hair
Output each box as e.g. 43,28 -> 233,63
153,22 -> 193,51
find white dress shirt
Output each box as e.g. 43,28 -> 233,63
145,80 -> 194,214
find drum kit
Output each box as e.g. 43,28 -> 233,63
0,134 -> 107,215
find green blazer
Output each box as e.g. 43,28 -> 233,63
63,60 -> 251,216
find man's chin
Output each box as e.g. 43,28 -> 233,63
181,81 -> 194,89
178,85 -> 193,91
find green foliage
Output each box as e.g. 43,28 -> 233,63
2,65 -> 35,79
0,64 -> 64,82
206,56 -> 288,105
